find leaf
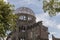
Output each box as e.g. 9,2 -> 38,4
0,0 -> 17,37
43,0 -> 60,16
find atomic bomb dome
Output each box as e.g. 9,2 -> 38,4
14,7 -> 35,16
6,7 -> 49,40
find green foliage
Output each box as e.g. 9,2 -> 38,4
0,0 -> 17,37
43,0 -> 60,16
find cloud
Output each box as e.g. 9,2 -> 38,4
4,0 -> 8,2
50,32 -> 57,35
36,13 -> 57,27
36,12 -> 60,30
19,0 -> 41,4
56,13 -> 60,16
49,38 -> 52,40
12,0 -> 42,7
57,24 -> 60,29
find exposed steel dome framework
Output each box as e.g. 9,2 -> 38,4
14,7 -> 35,16
15,7 -> 36,26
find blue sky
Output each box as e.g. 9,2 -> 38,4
4,0 -> 60,40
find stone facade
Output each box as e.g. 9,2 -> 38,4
6,7 -> 49,40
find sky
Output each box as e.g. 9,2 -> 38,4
4,0 -> 60,40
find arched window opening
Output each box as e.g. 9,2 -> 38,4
28,17 -> 32,20
19,16 -> 26,20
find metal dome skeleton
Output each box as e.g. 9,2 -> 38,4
15,7 -> 36,26
15,7 -> 35,16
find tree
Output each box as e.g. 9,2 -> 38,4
43,0 -> 60,16
0,0 -> 17,39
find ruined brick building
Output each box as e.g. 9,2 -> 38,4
6,7 -> 49,40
